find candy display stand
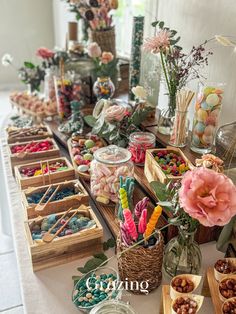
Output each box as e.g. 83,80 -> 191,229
6,125 -> 53,144
21,179 -> 89,219
15,157 -> 75,189
24,206 -> 103,271
8,138 -> 60,172
144,146 -> 194,184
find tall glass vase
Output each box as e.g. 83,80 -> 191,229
163,226 -> 202,278
190,82 -> 225,154
158,94 -> 176,135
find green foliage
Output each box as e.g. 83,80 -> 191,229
103,238 -> 116,251
84,115 -> 97,128
24,61 -> 35,69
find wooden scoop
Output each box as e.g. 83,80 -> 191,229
35,184 -> 61,211
34,185 -> 52,210
42,207 -> 77,243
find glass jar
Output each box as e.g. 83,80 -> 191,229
169,110 -> 190,147
90,300 -> 136,314
91,145 -> 134,204
44,66 -> 58,101
128,132 -> 156,165
158,94 -> 176,135
190,82 -> 225,154
163,226 -> 202,278
54,75 -> 73,120
93,77 -> 115,100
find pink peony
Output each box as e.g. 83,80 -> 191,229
104,105 -> 126,123
101,51 -> 114,64
36,47 -> 54,59
88,42 -> 102,58
143,29 -> 171,53
179,167 -> 236,227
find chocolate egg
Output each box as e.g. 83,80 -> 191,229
202,134 -> 213,144
197,109 -> 208,122
206,93 -> 219,107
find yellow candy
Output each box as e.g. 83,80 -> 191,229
119,188 -> 129,209
96,196 -> 109,204
197,109 -> 208,122
179,164 -> 186,172
34,170 -> 42,176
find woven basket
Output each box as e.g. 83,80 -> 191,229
91,27 -> 116,57
117,230 -> 164,294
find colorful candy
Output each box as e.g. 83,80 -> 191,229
93,77 -> 115,100
11,140 -> 54,154
119,187 -> 129,210
144,205 -> 162,239
153,150 -> 189,176
123,209 -> 138,241
54,78 -> 74,119
134,196 -> 149,219
128,132 -> 156,165
138,208 -> 147,234
27,187 -> 76,204
191,85 -> 223,152
20,161 -> 68,177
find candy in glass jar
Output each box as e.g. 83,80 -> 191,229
93,77 -> 115,100
91,145 -> 134,204
54,75 -> 73,119
128,132 -> 156,165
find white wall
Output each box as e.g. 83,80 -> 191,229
145,0 -> 236,125
0,0 -> 54,89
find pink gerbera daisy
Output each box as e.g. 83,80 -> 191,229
143,29 -> 171,53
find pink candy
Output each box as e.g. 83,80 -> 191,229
138,208 -> 147,234
123,209 -> 138,241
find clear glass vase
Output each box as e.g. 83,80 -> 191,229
93,77 -> 115,100
169,110 -> 189,147
163,226 -> 202,278
158,94 -> 176,135
190,82 -> 225,154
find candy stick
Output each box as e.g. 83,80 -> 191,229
119,187 -> 129,210
134,196 -> 149,219
120,222 -> 132,246
144,205 -> 163,239
138,208 -> 147,234
123,209 -> 138,241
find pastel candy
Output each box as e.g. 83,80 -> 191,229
204,125 -> 215,136
192,134 -> 200,145
201,101 -> 210,110
206,93 -> 219,106
204,86 -> 215,96
197,92 -> 204,103
202,134 -> 213,144
197,109 -> 208,122
194,122 -> 205,134
78,165 -> 89,172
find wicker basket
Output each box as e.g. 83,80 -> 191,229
91,27 -> 116,57
117,230 -> 164,294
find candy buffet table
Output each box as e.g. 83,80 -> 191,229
1,114 -> 224,314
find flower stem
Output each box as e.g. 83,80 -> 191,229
160,50 -> 171,95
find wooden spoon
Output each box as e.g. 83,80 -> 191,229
16,142 -> 33,158
34,185 -> 52,210
35,184 -> 61,211
42,207 -> 76,243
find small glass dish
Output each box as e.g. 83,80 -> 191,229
90,300 -> 136,314
72,266 -> 120,313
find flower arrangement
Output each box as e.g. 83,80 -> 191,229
143,20 -> 213,114
88,42 -> 117,78
84,86 -> 153,147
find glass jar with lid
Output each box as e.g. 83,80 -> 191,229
91,145 -> 134,204
90,300 -> 136,314
128,132 -> 156,165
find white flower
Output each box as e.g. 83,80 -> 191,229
1,53 -> 13,66
215,35 -> 234,47
132,85 -> 147,100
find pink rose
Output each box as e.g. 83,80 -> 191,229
179,167 -> 236,227
104,105 -> 126,123
36,47 -> 54,59
101,52 -> 114,64
88,42 -> 102,58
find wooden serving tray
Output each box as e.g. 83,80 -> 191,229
15,157 -> 75,189
8,138 -> 60,173
144,146 -> 195,184
25,206 -> 103,271
21,179 -> 89,219
160,285 -> 172,314
6,124 -> 53,144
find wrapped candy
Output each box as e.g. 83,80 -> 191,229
123,209 -> 138,241
134,196 -> 149,219
138,208 -> 147,234
144,205 -> 163,239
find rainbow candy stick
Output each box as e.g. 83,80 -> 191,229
123,209 -> 138,241
144,205 -> 163,239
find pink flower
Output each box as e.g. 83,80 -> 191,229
88,42 -> 102,58
143,29 -> 171,53
101,52 -> 114,64
36,47 -> 54,59
179,167 -> 236,227
104,105 -> 126,123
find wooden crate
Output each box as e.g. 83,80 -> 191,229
24,206 -> 103,271
8,138 -> 60,172
6,124 -> 53,144
15,157 -> 75,189
144,146 -> 195,184
22,179 -> 89,219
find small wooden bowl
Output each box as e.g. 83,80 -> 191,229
170,274 -> 202,300
218,275 -> 236,302
171,294 -> 204,314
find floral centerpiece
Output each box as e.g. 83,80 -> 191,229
151,166 -> 236,277
84,86 -> 152,147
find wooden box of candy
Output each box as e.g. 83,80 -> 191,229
15,157 -> 75,189
67,134 -> 106,181
6,124 -> 53,144
24,205 -> 103,271
8,138 -> 60,172
21,180 -> 89,219
144,147 -> 194,184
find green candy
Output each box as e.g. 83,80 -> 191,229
83,153 -> 93,161
85,139 -> 95,149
